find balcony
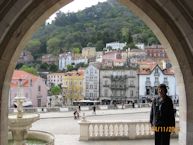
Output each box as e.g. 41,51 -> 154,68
103,84 -> 110,87
110,75 -> 127,81
128,85 -> 135,88
127,75 -> 136,78
110,85 -> 127,90
103,76 -> 111,78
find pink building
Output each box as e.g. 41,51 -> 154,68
102,51 -> 125,67
9,70 -> 47,107
144,45 -> 168,58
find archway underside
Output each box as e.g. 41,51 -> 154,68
0,0 -> 193,145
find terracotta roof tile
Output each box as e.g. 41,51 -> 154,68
10,70 -> 39,88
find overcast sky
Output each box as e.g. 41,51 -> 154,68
46,0 -> 107,23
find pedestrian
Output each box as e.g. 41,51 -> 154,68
93,105 -> 96,115
150,84 -> 175,145
73,110 -> 77,119
73,109 -> 79,120
122,102 -> 125,109
132,101 -> 135,108
78,105 -> 81,111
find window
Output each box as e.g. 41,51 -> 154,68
130,80 -> 134,85
38,86 -> 41,92
146,87 -> 150,95
104,89 -> 108,96
30,79 -> 32,87
37,99 -> 41,107
130,90 -> 134,97
155,68 -> 159,74
90,68 -> 93,75
155,77 -> 159,82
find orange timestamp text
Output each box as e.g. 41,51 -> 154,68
151,126 -> 180,133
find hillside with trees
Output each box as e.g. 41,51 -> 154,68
25,0 -> 159,59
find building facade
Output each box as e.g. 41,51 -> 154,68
9,70 -> 47,107
138,65 -> 178,102
63,71 -> 84,105
84,64 -> 100,100
42,54 -> 58,65
17,50 -> 34,64
47,73 -> 65,88
59,52 -> 88,70
58,52 -> 72,70
144,45 -> 168,59
105,42 -> 127,50
100,68 -> 138,104
82,47 -> 96,59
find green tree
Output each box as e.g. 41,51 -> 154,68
49,64 -> 58,72
16,63 -> 24,69
40,63 -> 49,71
95,40 -> 104,51
24,0 -> 159,58
72,47 -> 81,54
50,85 -> 61,95
67,64 -> 74,71
47,37 -> 61,54
20,65 -> 38,75
25,39 -> 41,52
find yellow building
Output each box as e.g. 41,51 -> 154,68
82,47 -> 96,58
63,71 -> 84,104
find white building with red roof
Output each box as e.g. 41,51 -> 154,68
138,64 -> 178,103
9,70 -> 47,107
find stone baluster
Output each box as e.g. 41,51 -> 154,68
128,123 -> 137,139
79,114 -> 89,141
79,120 -> 179,140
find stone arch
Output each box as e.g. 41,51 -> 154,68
0,0 -> 193,145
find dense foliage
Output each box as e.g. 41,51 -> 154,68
20,65 -> 38,75
26,0 -> 159,59
50,85 -> 62,95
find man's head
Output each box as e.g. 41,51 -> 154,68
157,84 -> 167,98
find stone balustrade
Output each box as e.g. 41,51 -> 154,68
79,118 -> 179,141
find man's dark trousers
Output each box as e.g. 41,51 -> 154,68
155,132 -> 171,145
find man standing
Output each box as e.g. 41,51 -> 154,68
150,84 -> 175,145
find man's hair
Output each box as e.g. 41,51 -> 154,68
158,84 -> 168,93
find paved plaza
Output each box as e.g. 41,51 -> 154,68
31,108 -> 179,145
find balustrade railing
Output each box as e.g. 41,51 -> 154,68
79,118 -> 179,140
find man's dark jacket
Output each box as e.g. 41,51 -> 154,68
150,96 -> 175,127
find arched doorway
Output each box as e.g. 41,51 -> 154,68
0,0 -> 192,145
